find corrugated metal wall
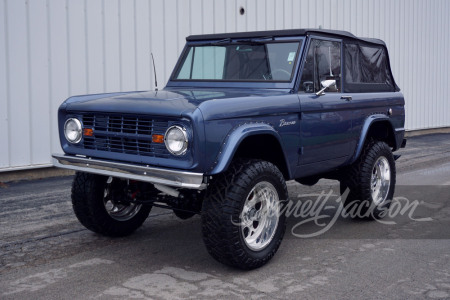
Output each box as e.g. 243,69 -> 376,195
1,0 -> 449,171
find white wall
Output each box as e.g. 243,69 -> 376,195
1,0 -> 449,171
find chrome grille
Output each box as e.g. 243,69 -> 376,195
81,114 -> 170,158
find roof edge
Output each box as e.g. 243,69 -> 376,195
186,28 -> 385,46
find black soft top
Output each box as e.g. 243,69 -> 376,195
186,29 -> 386,46
186,28 -> 399,93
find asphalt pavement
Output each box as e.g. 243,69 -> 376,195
1,133 -> 450,299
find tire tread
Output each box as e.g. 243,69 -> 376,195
202,160 -> 287,269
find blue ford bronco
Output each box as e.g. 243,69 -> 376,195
53,29 -> 406,269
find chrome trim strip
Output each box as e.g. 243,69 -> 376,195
52,153 -> 204,189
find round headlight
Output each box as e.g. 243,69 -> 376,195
164,126 -> 188,155
64,118 -> 82,144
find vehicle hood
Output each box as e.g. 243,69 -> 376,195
63,88 -> 291,118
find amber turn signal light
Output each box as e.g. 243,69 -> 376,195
83,128 -> 94,137
152,134 -> 164,143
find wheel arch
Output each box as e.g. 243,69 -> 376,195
349,115 -> 397,164
208,123 -> 291,179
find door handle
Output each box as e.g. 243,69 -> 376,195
341,95 -> 352,101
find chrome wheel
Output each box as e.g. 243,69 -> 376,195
103,177 -> 142,221
241,181 -> 280,251
371,156 -> 391,206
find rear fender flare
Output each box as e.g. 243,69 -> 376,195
349,114 -> 395,164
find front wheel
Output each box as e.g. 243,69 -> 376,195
71,172 -> 152,237
340,140 -> 396,219
201,160 -> 287,269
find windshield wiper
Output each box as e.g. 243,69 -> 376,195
233,36 -> 274,44
206,36 -> 274,46
209,38 -> 232,46
249,36 -> 274,43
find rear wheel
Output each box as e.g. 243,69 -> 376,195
340,140 -> 396,219
72,172 -> 152,237
201,160 -> 287,269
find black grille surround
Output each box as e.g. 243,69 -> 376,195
79,114 -> 171,158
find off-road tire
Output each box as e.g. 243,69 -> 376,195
340,140 -> 396,219
201,160 -> 287,270
72,172 -> 151,237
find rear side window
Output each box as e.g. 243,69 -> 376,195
344,43 -> 396,92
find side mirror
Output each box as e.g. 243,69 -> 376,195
315,79 -> 336,96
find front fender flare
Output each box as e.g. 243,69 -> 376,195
208,123 -> 290,177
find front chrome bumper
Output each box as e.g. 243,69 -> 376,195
52,154 -> 205,189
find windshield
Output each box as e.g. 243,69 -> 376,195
173,41 -> 301,82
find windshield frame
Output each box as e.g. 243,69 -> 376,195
167,36 -> 305,89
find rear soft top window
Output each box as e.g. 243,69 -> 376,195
344,42 -> 398,93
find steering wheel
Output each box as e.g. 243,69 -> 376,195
271,69 -> 291,80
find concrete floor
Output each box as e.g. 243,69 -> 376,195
1,133 -> 450,299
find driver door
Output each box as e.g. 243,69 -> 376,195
297,37 -> 355,175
